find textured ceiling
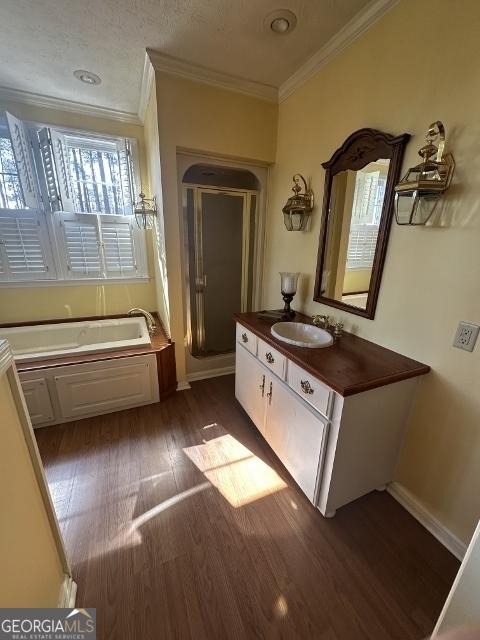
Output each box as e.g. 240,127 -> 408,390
0,0 -> 371,114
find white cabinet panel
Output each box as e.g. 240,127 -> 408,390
21,378 -> 54,426
235,343 -> 267,435
54,355 -> 158,419
264,375 -> 328,502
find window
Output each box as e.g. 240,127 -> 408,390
0,130 -> 24,209
346,169 -> 387,270
0,111 -> 147,285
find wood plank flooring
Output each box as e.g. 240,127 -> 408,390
36,375 -> 459,640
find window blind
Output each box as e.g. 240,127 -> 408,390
0,210 -> 55,280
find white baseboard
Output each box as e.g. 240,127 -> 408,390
187,365 -> 235,383
58,574 -> 77,608
176,380 -> 191,391
387,482 -> 467,561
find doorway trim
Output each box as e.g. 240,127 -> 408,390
177,152 -> 269,380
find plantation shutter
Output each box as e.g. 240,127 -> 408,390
5,112 -> 40,209
57,212 -> 103,278
100,216 -> 138,276
100,215 -> 147,277
37,127 -> 75,212
346,225 -> 379,270
117,139 -> 134,215
0,210 -> 55,280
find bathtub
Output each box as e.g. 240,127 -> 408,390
0,317 -> 151,363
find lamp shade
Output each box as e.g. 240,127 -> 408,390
394,121 -> 455,226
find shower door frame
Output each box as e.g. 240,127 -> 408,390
183,183 -> 260,358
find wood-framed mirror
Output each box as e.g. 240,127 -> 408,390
314,128 -> 410,319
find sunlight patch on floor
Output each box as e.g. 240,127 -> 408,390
129,482 -> 211,531
273,595 -> 289,619
183,433 -> 287,508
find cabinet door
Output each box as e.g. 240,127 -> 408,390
54,357 -> 156,420
21,378 -> 55,426
265,375 -> 328,502
235,344 -> 267,434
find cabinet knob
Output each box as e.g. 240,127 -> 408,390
265,352 -> 275,364
300,380 -> 314,395
241,332 -> 248,343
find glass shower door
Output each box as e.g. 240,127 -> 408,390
195,188 -> 245,356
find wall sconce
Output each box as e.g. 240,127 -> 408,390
394,121 -> 455,225
282,174 -> 314,231
133,192 -> 157,229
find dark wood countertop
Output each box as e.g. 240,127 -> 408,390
234,312 -> 430,397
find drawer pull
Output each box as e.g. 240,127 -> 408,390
259,374 -> 265,397
300,380 -> 314,395
241,332 -> 248,343
266,381 -> 273,404
265,352 -> 275,364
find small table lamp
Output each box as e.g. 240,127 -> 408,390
280,272 -> 300,319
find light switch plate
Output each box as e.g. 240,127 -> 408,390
453,321 -> 480,352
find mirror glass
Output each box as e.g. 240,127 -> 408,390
320,159 -> 390,310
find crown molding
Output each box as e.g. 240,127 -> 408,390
0,85 -> 141,125
279,0 -> 399,102
146,48 -> 278,103
0,1 -> 396,125
138,52 -> 155,123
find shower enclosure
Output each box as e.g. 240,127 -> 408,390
182,165 -> 260,359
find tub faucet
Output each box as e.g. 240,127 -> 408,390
127,308 -> 157,335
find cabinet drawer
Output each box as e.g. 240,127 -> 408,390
257,338 -> 286,379
236,323 -> 257,355
287,361 -> 332,418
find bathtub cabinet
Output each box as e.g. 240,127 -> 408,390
21,378 -> 55,425
19,354 -> 159,427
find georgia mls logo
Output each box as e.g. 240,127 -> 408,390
0,608 -> 96,639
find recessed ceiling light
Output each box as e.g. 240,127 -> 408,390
73,70 -> 102,85
264,9 -> 297,35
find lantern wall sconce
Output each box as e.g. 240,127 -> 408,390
394,121 -> 455,225
282,174 -> 314,231
133,191 -> 157,229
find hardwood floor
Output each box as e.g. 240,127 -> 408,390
36,375 -> 459,640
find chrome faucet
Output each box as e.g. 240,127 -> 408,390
312,314 -> 344,339
127,308 -> 157,335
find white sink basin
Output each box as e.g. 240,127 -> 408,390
271,322 -> 334,349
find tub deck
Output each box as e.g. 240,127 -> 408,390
0,313 -> 177,400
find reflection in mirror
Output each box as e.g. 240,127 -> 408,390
322,160 -> 390,310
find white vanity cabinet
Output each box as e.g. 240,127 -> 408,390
234,319 -> 427,517
235,341 -> 328,503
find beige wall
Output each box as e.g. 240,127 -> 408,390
0,372 -> 64,605
0,99 -> 157,323
343,268 -> 371,295
263,0 -> 480,543
143,83 -> 171,335
153,70 -> 278,381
